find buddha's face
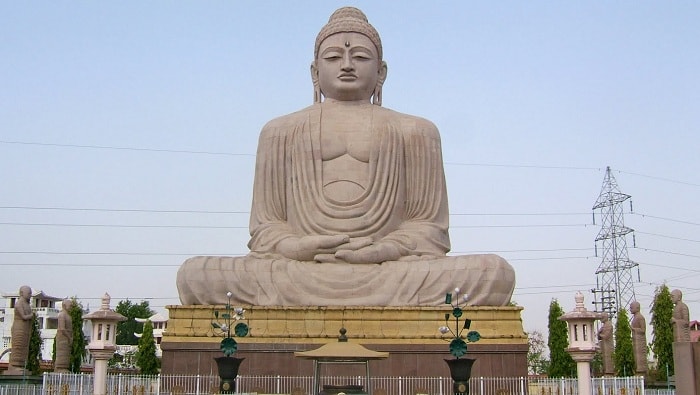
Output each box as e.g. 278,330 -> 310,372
314,32 -> 386,102
671,291 -> 680,303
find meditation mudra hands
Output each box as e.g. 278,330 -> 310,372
276,235 -> 404,264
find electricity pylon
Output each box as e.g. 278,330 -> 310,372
591,166 -> 639,317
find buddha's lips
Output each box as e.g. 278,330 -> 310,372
338,73 -> 357,81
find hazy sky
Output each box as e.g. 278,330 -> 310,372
2,2 -> 699,340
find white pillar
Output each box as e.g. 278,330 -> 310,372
91,349 -> 114,395
573,355 -> 594,395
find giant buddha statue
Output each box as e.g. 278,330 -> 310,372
176,7 -> 515,307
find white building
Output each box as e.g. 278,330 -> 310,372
135,312 -> 168,358
0,289 -> 63,363
115,313 -> 169,364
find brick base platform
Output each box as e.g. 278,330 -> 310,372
161,305 -> 527,377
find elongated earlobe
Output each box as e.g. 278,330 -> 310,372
311,62 -> 322,103
372,85 -> 382,106
373,61 -> 388,106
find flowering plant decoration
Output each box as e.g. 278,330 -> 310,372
211,291 -> 249,357
438,287 -> 481,358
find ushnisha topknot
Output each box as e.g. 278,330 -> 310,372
314,7 -> 382,60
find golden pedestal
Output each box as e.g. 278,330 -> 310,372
161,305 -> 527,377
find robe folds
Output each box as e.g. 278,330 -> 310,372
177,104 -> 515,306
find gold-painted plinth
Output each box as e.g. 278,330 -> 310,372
161,305 -> 527,377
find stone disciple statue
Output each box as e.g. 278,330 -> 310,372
6,285 -> 34,375
630,301 -> 648,375
671,289 -> 690,342
54,298 -> 74,372
176,7 -> 515,307
597,313 -> 614,376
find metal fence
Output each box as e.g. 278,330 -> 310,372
527,377 -> 648,395
3,373 -> 664,395
0,385 -> 43,395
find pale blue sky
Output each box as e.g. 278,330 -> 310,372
2,2 -> 699,338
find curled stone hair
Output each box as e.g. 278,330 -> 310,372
314,7 -> 382,61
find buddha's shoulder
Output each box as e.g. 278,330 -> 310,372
375,107 -> 440,137
260,105 -> 317,132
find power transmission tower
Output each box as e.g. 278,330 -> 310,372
591,166 -> 639,318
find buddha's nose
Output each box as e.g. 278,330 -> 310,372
341,54 -> 354,71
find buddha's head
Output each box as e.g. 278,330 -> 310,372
630,300 -> 640,314
671,289 -> 682,303
311,7 -> 388,105
19,285 -> 31,300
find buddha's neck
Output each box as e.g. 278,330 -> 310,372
322,98 -> 373,107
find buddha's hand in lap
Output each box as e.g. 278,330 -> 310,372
277,234 -> 352,261
332,242 -> 402,264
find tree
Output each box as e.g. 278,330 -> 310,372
650,284 -> 674,380
547,299 -> 575,377
614,307 -> 635,376
135,320 -> 160,375
527,330 -> 550,375
69,298 -> 87,373
27,313 -> 43,375
115,300 -> 155,345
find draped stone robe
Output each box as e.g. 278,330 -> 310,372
248,104 -> 450,258
176,104 -> 515,307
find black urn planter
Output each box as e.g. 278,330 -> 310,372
444,358 -> 476,395
215,356 -> 244,394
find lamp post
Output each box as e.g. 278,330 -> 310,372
559,292 -> 603,395
82,293 -> 126,395
439,288 -> 481,395
211,291 -> 249,394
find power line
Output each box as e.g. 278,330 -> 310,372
0,222 -> 246,229
451,224 -> 590,229
6,139 -> 700,188
451,212 -> 590,216
458,248 -> 592,254
632,212 -> 700,227
0,205 -> 591,218
2,251 -> 587,260
444,162 -> 601,171
0,206 -> 248,214
636,260 -> 700,273
0,140 -> 254,157
635,231 -> 700,244
0,252 -> 237,258
634,247 -> 700,260
0,221 -> 589,229
617,169 -> 700,188
1,262 -> 139,268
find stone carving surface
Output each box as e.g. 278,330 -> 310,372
54,298 -> 74,372
629,301 -> 648,375
6,285 -> 34,375
597,314 -> 614,376
176,7 -> 516,307
671,289 -> 690,342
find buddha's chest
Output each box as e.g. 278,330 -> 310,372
318,107 -> 375,162
320,127 -> 373,162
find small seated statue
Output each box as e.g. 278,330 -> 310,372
176,7 -> 515,307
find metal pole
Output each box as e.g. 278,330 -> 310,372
313,360 -> 320,395
365,362 -> 370,395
